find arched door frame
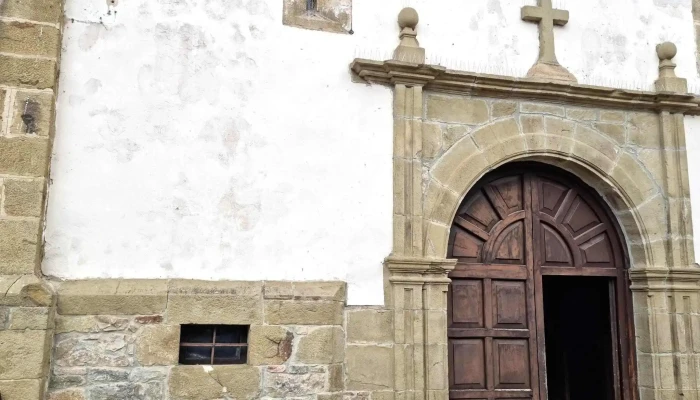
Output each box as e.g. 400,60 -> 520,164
445,162 -> 637,400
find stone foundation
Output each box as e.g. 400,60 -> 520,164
41,280 -> 395,400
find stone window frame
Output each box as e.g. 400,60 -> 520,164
282,0 -> 352,34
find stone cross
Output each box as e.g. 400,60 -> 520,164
521,0 -> 576,82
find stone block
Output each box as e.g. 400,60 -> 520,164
87,382 -> 163,400
57,280 -> 168,315
3,178 -> 45,217
0,274 -> 53,306
491,101 -> 517,119
443,125 -> 470,150
263,281 -> 293,299
430,135 -> 481,186
296,326 -> 345,364
346,309 -> 393,344
0,21 -> 60,57
471,118 -> 520,150
600,110 -> 626,123
0,329 -> 51,379
426,95 -> 488,125
169,365 -> 260,400
55,315 -> 130,334
54,333 -> 129,368
135,324 -> 180,366
0,137 -> 50,176
248,325 -> 293,366
0,0 -> 63,23
8,306 -> 52,329
9,90 -> 55,136
47,389 -> 86,400
594,122 -> 626,145
345,345 -> 393,390
0,219 -> 41,275
566,107 -> 598,121
283,0 -> 352,34
629,113 -> 662,148
328,363 -> 343,391
167,280 -> 262,324
0,55 -> 56,89
422,123 -> 442,159
0,378 -> 44,400
265,300 -> 343,325
293,281 -> 346,301
520,102 -> 565,117
87,367 -> 130,383
263,365 -> 328,397
49,372 -> 87,390
520,115 -> 544,134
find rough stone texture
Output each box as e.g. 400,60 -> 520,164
296,326 -> 345,364
135,325 -> 180,366
265,300 -> 344,325
248,325 -> 293,366
8,306 -> 52,330
168,365 -> 260,400
167,280 -> 263,324
57,280 -> 168,315
283,0 -> 352,34
48,389 -> 86,400
0,137 -> 50,176
426,95 -> 489,125
346,309 -> 393,344
263,365 -> 328,397
0,329 -> 51,379
0,219 -> 41,275
0,378 -> 44,399
345,345 -> 393,390
491,100 -> 517,119
0,21 -> 61,57
0,0 -> 63,23
3,178 -> 45,217
9,90 -> 55,136
0,55 -> 56,89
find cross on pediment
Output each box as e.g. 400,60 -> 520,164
521,0 -> 577,82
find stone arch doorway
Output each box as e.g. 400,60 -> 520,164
447,162 -> 637,400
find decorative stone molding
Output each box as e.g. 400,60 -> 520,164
282,0 -> 352,34
655,42 -> 688,94
393,8 -> 425,64
351,59 -> 700,115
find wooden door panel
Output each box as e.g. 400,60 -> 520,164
493,339 -> 531,389
451,339 -> 487,389
451,280 -> 484,328
492,281 -> 528,329
448,173 -> 538,400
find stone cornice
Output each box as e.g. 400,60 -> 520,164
385,256 -> 457,284
351,59 -> 700,115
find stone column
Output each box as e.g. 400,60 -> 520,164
0,0 -> 63,398
630,42 -> 700,400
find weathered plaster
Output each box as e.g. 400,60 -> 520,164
45,0 -> 700,306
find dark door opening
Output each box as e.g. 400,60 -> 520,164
542,276 -> 617,400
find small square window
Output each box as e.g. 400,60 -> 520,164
178,325 -> 249,365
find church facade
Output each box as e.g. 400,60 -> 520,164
1,0 -> 700,399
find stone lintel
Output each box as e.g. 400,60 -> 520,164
55,279 -> 168,315
350,58 -> 700,115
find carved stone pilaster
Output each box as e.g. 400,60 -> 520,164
385,256 -> 456,400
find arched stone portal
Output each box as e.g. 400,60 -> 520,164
354,17 -> 700,398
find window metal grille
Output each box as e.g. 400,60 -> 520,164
307,0 -> 317,11
178,325 -> 249,365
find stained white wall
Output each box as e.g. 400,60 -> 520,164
45,0 -> 700,305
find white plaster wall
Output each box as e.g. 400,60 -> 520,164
45,0 -> 700,305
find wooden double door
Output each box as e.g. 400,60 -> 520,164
447,164 -> 636,400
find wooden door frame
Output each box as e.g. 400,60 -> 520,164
447,162 -> 639,400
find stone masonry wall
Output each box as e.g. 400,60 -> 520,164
0,0 -> 63,398
45,280 -> 396,400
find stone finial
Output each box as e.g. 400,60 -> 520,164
393,7 -> 425,64
655,41 -> 687,93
